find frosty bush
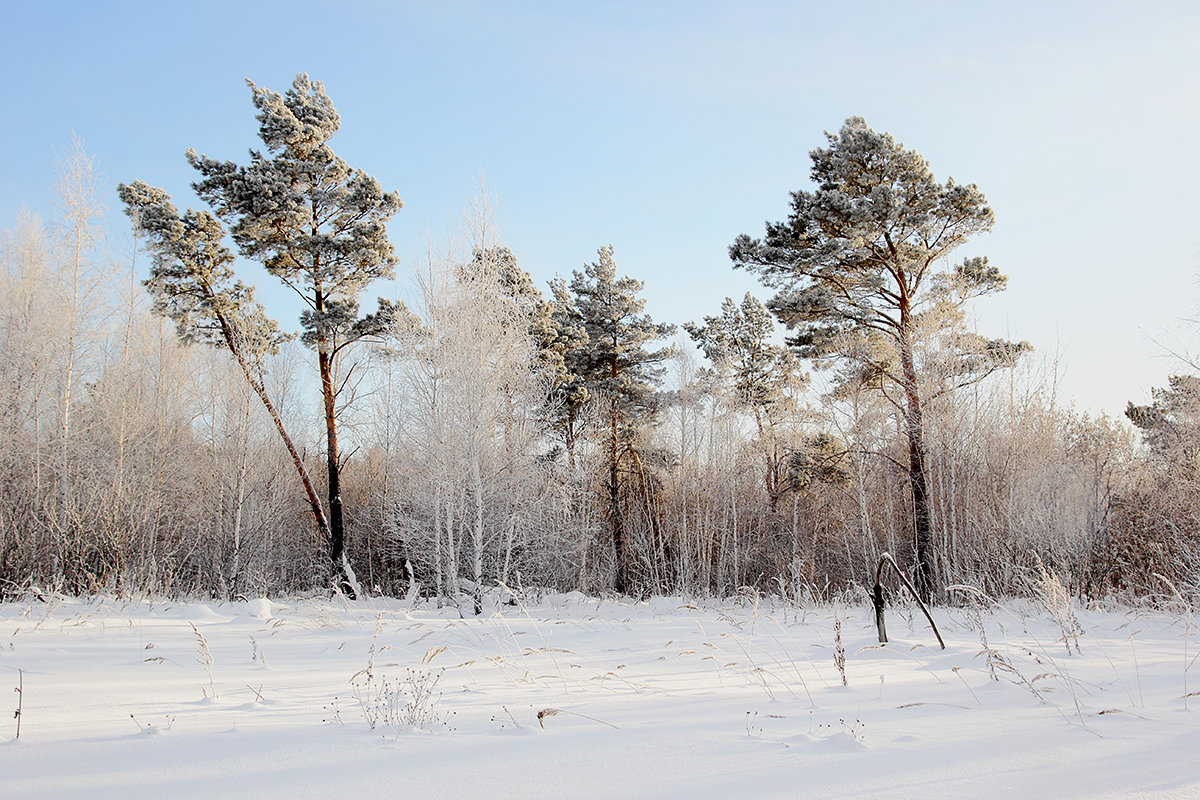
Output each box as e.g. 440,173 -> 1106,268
345,668 -> 452,734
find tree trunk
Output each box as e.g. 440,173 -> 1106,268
318,342 -> 350,595
609,397 -> 628,594
631,448 -> 668,592
312,277 -> 354,599
471,452 -> 484,615
434,484 -> 444,605
898,319 -> 935,604
564,406 -> 578,470
230,391 -> 251,596
212,307 -> 331,575
56,221 -> 82,585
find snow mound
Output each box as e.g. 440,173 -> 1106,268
244,598 -> 272,619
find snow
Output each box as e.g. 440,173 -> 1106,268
1,592 -> 1198,798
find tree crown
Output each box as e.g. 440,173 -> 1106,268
730,116 -> 998,358
186,74 -> 403,350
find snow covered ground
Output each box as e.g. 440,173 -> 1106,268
1,590 -> 1198,799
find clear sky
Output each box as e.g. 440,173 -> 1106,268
3,0 -> 1198,416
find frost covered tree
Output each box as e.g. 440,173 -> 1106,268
545,276 -> 592,466
1127,375 -> 1200,467
1111,374 -> 1200,589
453,244 -> 553,610
0,142 -> 114,588
730,117 -> 1023,602
464,243 -> 568,439
50,139 -> 108,566
124,74 -> 403,594
562,246 -> 674,593
392,216 -> 555,611
116,182 -> 328,574
685,293 -> 806,511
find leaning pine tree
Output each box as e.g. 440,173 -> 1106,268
122,74 -> 404,595
730,117 -> 1024,602
116,182 -> 328,561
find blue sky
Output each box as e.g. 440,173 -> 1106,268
3,0 -> 1198,415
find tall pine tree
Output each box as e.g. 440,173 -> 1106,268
563,246 -> 673,593
546,276 -> 591,465
731,117 -> 1021,601
129,74 -> 403,595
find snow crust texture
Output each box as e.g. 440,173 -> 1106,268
1,592 -> 1198,799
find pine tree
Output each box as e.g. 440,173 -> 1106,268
564,245 -> 674,593
685,293 -> 806,511
126,74 -> 404,595
116,181 -> 331,578
730,117 -> 1022,602
546,276 -> 590,465
464,245 -> 564,393
406,239 -> 548,613
1127,375 -> 1200,467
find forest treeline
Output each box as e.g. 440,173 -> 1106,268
1,76 -> 1195,606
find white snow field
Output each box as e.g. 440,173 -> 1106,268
1,591 -> 1198,799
